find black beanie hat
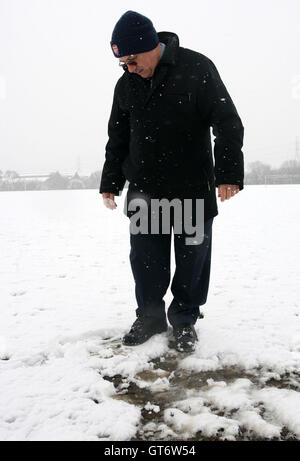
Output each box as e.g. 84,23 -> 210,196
110,10 -> 159,58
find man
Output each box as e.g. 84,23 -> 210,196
100,11 -> 244,353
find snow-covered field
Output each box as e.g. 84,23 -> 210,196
0,185 -> 300,441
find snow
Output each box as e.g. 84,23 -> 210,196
164,406 -> 240,439
0,185 -> 300,441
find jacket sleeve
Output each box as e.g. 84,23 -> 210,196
198,58 -> 245,190
99,79 -> 130,195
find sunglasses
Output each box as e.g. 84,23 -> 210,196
119,55 -> 138,68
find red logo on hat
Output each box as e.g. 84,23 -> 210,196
112,44 -> 119,56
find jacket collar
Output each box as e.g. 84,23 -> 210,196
125,32 -> 180,107
122,31 -> 179,75
157,31 -> 179,66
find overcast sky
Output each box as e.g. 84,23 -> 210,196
0,0 -> 299,175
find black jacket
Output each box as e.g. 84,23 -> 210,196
99,32 -> 244,219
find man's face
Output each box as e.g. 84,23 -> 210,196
119,48 -> 159,79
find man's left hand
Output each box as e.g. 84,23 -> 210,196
218,184 -> 240,202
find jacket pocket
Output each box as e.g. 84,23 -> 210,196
164,92 -> 195,115
165,92 -> 192,102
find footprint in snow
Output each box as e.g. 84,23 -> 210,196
10,290 -> 27,296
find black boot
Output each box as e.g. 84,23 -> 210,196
123,316 -> 168,346
173,324 -> 198,353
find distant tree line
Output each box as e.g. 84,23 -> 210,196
245,160 -> 300,184
0,170 -> 102,191
1,159 -> 300,191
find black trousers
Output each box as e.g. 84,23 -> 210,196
124,188 -> 214,327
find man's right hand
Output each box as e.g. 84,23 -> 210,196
102,192 -> 117,210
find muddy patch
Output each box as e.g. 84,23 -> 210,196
100,352 -> 299,441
